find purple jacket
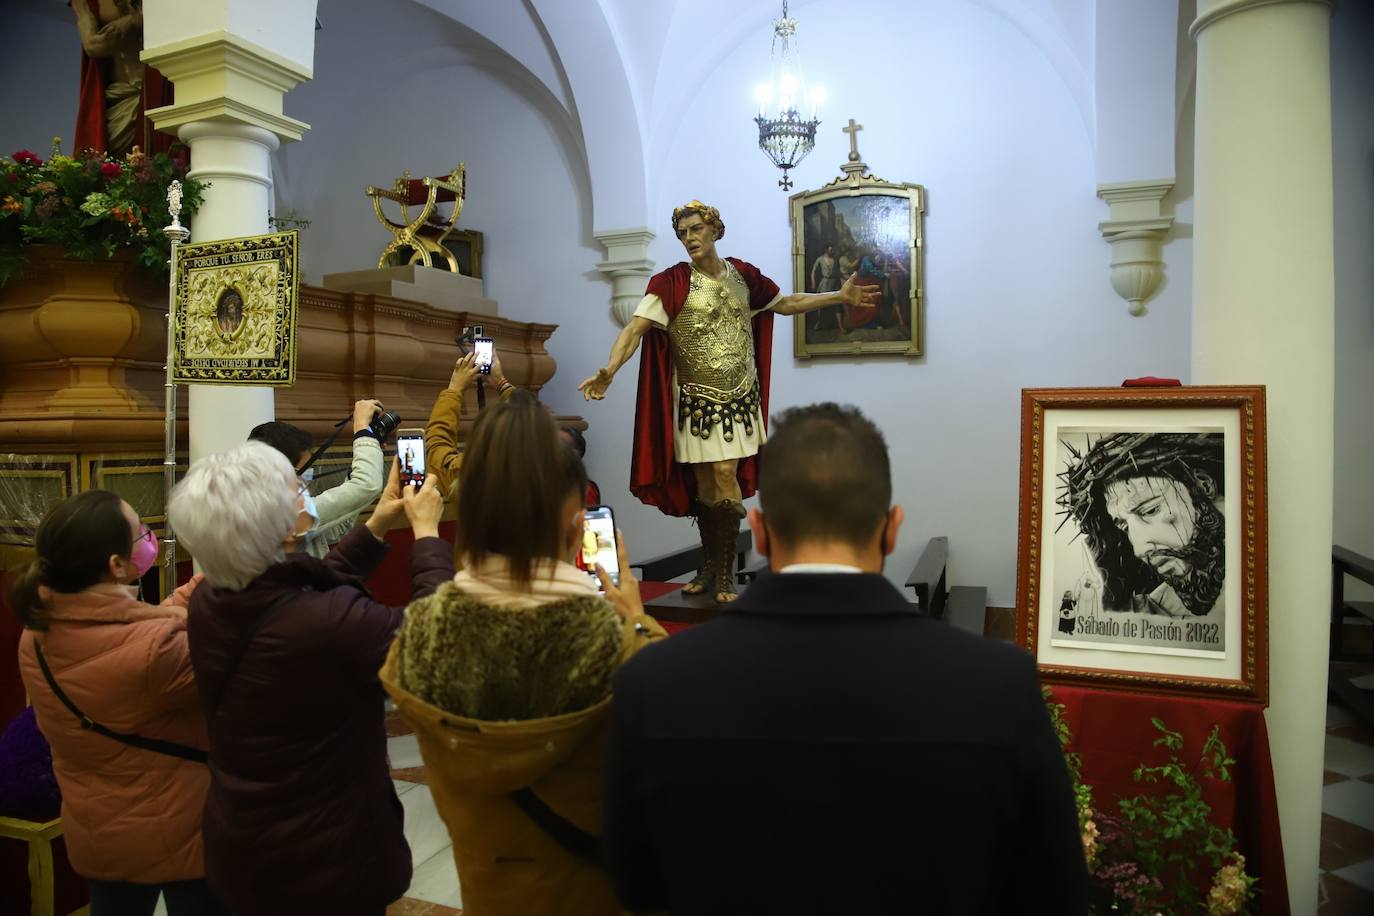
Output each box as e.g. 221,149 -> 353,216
187,525 -> 453,916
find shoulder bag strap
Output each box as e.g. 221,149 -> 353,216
32,639 -> 208,764
508,786 -> 604,865
202,590 -> 297,719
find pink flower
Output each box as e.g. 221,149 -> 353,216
100,162 -> 123,179
12,150 -> 42,166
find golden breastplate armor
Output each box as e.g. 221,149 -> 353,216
670,266 -> 759,442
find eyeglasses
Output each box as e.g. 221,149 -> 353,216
295,479 -> 311,498
136,524 -> 155,546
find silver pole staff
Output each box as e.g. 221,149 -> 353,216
161,181 -> 189,599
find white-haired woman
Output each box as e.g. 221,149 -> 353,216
168,440 -> 449,916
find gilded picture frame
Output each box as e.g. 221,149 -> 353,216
788,168 -> 924,359
171,230 -> 300,386
441,228 -> 485,280
1014,386 -> 1270,705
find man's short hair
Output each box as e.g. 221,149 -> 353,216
758,403 -> 891,547
248,421 -> 313,469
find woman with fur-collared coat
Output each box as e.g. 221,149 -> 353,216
381,390 -> 664,916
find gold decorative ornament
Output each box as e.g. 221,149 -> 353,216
367,166 -> 467,272
170,230 -> 300,386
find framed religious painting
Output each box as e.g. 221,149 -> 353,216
440,228 -> 485,279
788,161 -> 924,359
1014,386 -> 1270,705
171,230 -> 299,386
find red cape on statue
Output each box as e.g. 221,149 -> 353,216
630,258 -> 778,517
73,0 -> 175,157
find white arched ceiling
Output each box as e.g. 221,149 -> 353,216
527,0 -> 650,232
406,0 -> 649,233
406,0 -> 1110,229
406,0 -> 575,115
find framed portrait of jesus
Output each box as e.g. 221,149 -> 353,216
1014,385 -> 1270,705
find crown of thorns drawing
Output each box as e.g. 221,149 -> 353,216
1056,432 -> 1225,536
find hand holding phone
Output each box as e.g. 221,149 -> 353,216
396,429 -> 427,489
593,523 -> 644,622
474,337 -> 494,375
582,506 -> 619,588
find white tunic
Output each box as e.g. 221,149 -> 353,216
633,264 -> 781,464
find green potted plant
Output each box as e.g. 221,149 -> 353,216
0,139 -> 206,415
1044,688 -> 1259,915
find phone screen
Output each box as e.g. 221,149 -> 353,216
474,338 -> 494,375
397,433 -> 426,488
581,506 -> 619,588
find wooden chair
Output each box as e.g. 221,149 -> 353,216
366,165 -> 467,272
0,816 -> 88,916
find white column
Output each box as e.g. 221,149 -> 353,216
179,121 -> 280,462
142,12 -> 315,464
1190,2 -> 1335,912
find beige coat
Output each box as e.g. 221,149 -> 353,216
16,578 -> 209,883
380,581 -> 664,916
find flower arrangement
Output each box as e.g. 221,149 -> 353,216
1044,688 -> 1259,915
0,138 -> 206,287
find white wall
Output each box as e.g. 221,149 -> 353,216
0,0 -> 1204,599
1331,2 -> 1374,577
641,0 -> 1193,600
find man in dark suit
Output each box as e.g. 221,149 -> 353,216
603,403 -> 1088,915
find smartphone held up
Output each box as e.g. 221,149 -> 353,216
580,505 -> 620,590
396,429 -> 426,489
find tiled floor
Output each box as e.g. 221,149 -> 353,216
1319,695 -> 1374,913
384,708 -> 464,915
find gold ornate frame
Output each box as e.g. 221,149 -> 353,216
1014,386 -> 1270,705
171,230 -> 300,386
788,160 -> 924,359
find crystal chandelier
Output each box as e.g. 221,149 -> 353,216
754,0 -> 822,191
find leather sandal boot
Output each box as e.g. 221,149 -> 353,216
712,499 -> 746,604
681,502 -> 716,596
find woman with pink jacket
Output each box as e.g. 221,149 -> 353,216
11,489 -> 228,915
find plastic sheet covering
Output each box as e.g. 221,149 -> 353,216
0,453 -> 80,555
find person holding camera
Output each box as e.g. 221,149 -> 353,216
429,351 -> 602,506
167,443 -> 451,916
425,351 -> 516,498
381,390 -> 664,916
248,398 -> 389,558
12,490 -> 227,915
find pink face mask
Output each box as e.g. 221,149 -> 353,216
129,525 -> 159,578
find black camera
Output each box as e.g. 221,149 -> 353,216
368,408 -> 402,440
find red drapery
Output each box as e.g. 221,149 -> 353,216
1050,685 -> 1289,915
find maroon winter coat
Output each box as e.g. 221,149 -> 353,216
187,525 -> 453,916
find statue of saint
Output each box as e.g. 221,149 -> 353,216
72,0 -> 174,158
579,200 -> 879,603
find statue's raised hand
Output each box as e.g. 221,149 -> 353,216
579,367 -> 613,401
840,273 -> 882,307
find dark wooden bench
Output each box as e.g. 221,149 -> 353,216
906,536 -> 948,618
1331,544 -> 1374,727
905,536 -> 988,637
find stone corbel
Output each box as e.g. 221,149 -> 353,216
594,228 -> 656,326
1097,179 -> 1174,316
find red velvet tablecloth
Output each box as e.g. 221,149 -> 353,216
1049,685 -> 1288,915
